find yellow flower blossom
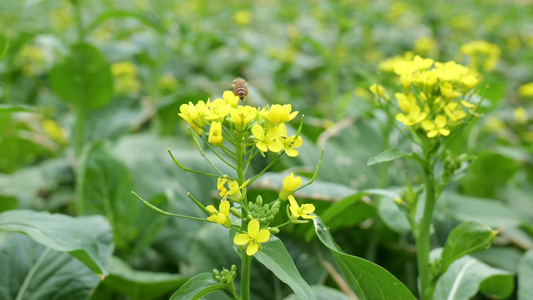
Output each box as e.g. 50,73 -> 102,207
396,93 -> 416,112
208,121 -> 223,147
179,102 -> 203,135
225,179 -> 250,202
519,83 -> 533,97
280,173 -> 302,200
267,104 -> 298,124
513,107 -> 527,124
206,201 -> 232,228
396,105 -> 427,126
223,90 -> 240,108
217,177 -> 229,197
278,123 -> 303,157
369,84 -> 389,100
205,98 -> 231,121
233,219 -> 270,256
230,106 -> 257,130
440,83 -> 461,99
422,115 -> 450,138
251,124 -> 282,153
233,10 -> 251,25
444,102 -> 467,122
288,195 -> 316,221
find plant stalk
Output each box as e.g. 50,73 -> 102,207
415,160 -> 436,300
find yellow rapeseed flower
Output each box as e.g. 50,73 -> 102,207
280,173 -> 302,200
519,83 -> 533,97
421,115 -> 450,138
208,121 -> 224,147
267,104 -> 298,124
278,123 -> 303,157
369,84 -> 389,100
251,124 -> 282,153
223,90 -> 240,108
396,105 -> 427,126
230,106 -> 257,131
513,107 -> 527,124
206,201 -> 232,228
288,195 -> 316,221
444,102 -> 467,122
205,98 -> 231,122
233,219 -> 271,256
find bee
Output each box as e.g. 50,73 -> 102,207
232,77 -> 249,102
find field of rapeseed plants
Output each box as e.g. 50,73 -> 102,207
1,0 -> 532,299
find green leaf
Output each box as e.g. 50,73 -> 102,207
255,236 -> 316,300
440,221 -> 496,274
0,104 -> 36,113
49,43 -> 113,109
77,141 -> 167,255
100,256 -> 187,300
0,210 -> 113,275
433,252 -> 514,300
169,273 -> 237,300
314,217 -> 416,299
519,250 -> 533,300
367,148 -> 411,166
285,285 -> 350,300
0,234 -> 101,300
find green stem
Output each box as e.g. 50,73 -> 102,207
74,105 -> 86,157
240,253 -> 252,300
235,134 -> 252,300
73,0 -> 85,42
415,160 -> 436,300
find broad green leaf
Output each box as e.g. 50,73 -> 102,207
77,141 -> 168,255
255,236 -> 316,300
0,104 -> 36,113
169,273 -> 237,300
0,234 -> 101,300
433,253 -> 514,300
367,148 -> 412,166
519,250 -> 533,300
99,256 -> 187,300
49,43 -> 113,109
314,217 -> 416,299
440,221 -> 496,274
285,285 -> 350,300
472,246 -> 523,273
0,210 -> 113,275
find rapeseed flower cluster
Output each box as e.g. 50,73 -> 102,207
178,90 -> 316,256
460,40 -> 501,72
111,62 -> 141,95
371,55 -> 480,140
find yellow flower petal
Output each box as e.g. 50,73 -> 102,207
251,124 -> 265,139
255,229 -> 271,243
285,147 -> 299,157
234,234 -> 250,245
220,201 -> 230,215
248,219 -> 260,236
246,242 -> 259,256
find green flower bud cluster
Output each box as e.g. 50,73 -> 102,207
244,196 -> 280,225
441,151 -> 475,182
213,265 -> 237,285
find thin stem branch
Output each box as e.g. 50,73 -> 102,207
132,191 -> 211,223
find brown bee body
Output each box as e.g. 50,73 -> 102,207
232,77 -> 249,101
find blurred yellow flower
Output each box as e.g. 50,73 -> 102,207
422,116 -> 450,138
207,201 -> 232,227
519,83 -> 533,97
513,107 -> 527,124
233,10 -> 251,25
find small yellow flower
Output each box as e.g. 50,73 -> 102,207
225,179 -> 250,202
396,93 -> 416,113
208,121 -> 223,147
233,219 -> 271,256
288,195 -> 316,221
217,177 -> 229,197
421,115 -> 450,138
267,104 -> 298,124
278,123 -> 303,157
440,83 -> 461,99
519,83 -> 533,97
206,201 -> 232,228
179,102 -> 203,135
513,107 -> 527,124
233,10 -> 251,25
444,102 -> 467,122
223,90 -> 240,108
280,173 -> 302,200
205,98 -> 231,122
395,105 -> 427,126
369,84 -> 389,100
251,124 -> 283,153
230,105 -> 257,130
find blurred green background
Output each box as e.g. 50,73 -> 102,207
0,0 -> 532,299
